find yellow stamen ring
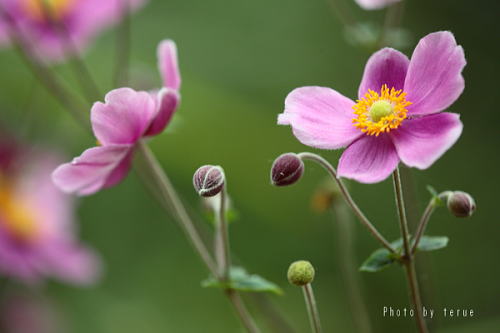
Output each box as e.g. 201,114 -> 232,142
352,84 -> 412,136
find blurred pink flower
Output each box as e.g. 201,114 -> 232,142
52,40 -> 181,195
0,292 -> 64,333
0,0 -> 146,62
0,140 -> 100,285
355,0 -> 401,10
278,31 -> 465,183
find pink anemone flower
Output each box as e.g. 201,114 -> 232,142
278,31 -> 465,183
354,0 -> 401,10
52,40 -> 180,195
0,141 -> 100,285
0,0 -> 146,62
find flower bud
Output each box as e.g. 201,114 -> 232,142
193,165 -> 225,197
271,153 -> 304,187
446,191 -> 476,218
287,260 -> 315,286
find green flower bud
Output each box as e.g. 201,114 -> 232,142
287,260 -> 315,286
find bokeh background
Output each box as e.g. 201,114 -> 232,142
0,0 -> 499,332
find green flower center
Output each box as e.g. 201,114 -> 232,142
369,100 -> 394,122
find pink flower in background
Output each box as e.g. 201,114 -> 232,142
0,292 -> 64,333
52,40 -> 181,195
278,31 -> 465,183
355,0 -> 401,10
0,139 -> 100,284
0,0 -> 146,62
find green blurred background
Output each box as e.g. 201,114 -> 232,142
0,0 -> 499,332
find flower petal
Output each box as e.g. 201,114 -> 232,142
338,134 -> 400,183
158,39 -> 181,90
278,87 -> 362,149
355,0 -> 401,10
390,113 -> 462,169
404,31 -> 466,116
358,48 -> 409,98
91,88 -> 157,145
52,145 -> 133,196
145,88 -> 180,137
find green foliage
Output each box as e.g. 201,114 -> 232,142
360,236 -> 449,272
202,267 -> 283,295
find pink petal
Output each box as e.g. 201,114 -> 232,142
52,145 -> 133,196
145,88 -> 180,136
338,134 -> 400,183
404,31 -> 466,116
354,0 -> 401,10
390,113 -> 463,169
278,87 -> 362,149
358,48 -> 409,98
91,88 -> 157,145
158,39 -> 181,90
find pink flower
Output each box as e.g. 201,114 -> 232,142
354,0 -> 401,10
0,141 -> 100,285
52,40 -> 181,195
278,31 -> 465,183
0,0 -> 146,62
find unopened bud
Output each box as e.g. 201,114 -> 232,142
271,153 -> 304,186
287,260 -> 315,286
446,191 -> 476,218
193,165 -> 225,197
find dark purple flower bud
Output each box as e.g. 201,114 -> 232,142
193,165 -> 225,197
271,153 -> 304,187
446,191 -> 476,218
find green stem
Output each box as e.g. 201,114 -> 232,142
226,290 -> 261,333
331,202 -> 372,333
298,152 -> 395,253
302,284 -> 322,333
113,0 -> 131,87
216,186 -> 231,281
392,168 -> 428,333
411,200 -> 436,254
136,141 -> 218,277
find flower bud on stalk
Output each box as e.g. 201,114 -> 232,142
445,191 -> 476,218
287,260 -> 315,286
193,165 -> 225,197
271,153 -> 304,186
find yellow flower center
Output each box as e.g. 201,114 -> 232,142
22,0 -> 75,22
352,84 -> 412,136
0,177 -> 39,243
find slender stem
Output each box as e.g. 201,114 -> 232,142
392,168 -> 412,257
392,168 -> 428,333
136,141 -> 218,277
298,152 -> 395,253
216,186 -> 231,280
302,284 -> 322,333
114,0 -> 132,87
226,290 -> 261,333
0,8 -> 89,126
40,2 -> 101,102
136,142 -> 261,333
331,202 -> 372,333
251,294 -> 297,333
411,201 -> 435,255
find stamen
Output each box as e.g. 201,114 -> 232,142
352,84 -> 412,136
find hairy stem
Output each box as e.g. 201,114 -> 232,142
216,187 -> 231,280
302,284 -> 322,333
298,152 -> 395,253
411,201 -> 436,255
392,168 -> 428,333
226,290 -> 261,333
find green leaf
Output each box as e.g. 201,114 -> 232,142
360,236 -> 449,272
359,248 -> 398,272
415,236 -> 449,252
426,185 -> 445,206
202,267 -> 283,295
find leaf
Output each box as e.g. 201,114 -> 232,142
359,248 -> 398,272
415,236 -> 449,252
360,236 -> 449,272
202,267 -> 283,295
426,185 -> 445,206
